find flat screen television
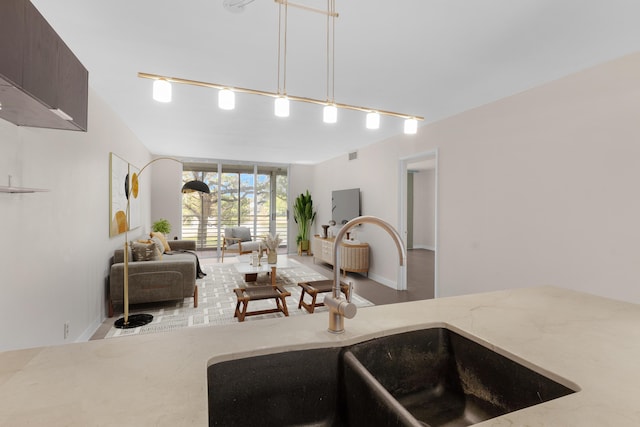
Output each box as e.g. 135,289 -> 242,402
332,188 -> 361,225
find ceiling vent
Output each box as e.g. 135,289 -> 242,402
348,151 -> 358,161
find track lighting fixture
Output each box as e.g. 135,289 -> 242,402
141,0 -> 422,134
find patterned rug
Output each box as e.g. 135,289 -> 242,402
105,259 -> 374,338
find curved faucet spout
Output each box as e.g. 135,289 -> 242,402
326,215 -> 407,334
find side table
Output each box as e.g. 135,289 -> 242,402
233,284 -> 291,322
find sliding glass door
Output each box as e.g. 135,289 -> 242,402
182,162 -> 288,256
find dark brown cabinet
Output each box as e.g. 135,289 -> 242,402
0,0 -> 88,131
56,41 -> 89,130
0,0 -> 24,88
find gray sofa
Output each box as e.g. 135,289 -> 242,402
109,240 -> 198,317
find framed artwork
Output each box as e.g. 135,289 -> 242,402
128,163 -> 141,231
110,153 -> 128,237
109,153 -> 141,237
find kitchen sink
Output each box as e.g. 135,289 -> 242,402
208,347 -> 351,426
345,328 -> 577,426
208,328 -> 578,426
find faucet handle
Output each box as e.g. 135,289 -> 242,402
341,300 -> 357,319
346,280 -> 353,303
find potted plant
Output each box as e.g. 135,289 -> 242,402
151,218 -> 171,235
293,190 -> 316,255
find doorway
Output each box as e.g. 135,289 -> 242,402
399,150 -> 438,298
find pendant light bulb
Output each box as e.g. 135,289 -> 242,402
323,104 -> 337,124
218,89 -> 235,110
366,112 -> 380,129
274,97 -> 290,117
404,118 -> 418,135
152,79 -> 172,103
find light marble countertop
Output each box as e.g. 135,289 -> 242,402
1,286 -> 639,426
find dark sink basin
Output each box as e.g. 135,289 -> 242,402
345,328 -> 577,426
207,328 -> 577,426
208,347 -> 348,426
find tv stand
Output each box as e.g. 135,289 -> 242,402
312,235 -> 369,276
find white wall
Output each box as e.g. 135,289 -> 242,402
312,52 -> 640,303
288,164 -> 315,252
311,150 -> 404,287
150,159 -> 183,240
0,90 -> 151,351
412,169 -> 436,250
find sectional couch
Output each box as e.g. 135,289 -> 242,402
109,237 -> 198,317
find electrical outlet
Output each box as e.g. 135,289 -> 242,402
64,321 -> 70,339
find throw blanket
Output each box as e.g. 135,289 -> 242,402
166,250 -> 206,278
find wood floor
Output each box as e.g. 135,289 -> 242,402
291,248 -> 435,305
197,248 -> 435,305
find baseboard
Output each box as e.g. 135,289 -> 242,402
367,272 -> 399,290
77,316 -> 104,343
410,245 -> 435,251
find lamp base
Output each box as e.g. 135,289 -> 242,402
114,313 -> 153,329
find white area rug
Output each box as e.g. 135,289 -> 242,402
105,259 -> 373,338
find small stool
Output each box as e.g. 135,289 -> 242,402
298,280 -> 350,314
234,285 -> 291,322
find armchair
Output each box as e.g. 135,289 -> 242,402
221,226 -> 263,262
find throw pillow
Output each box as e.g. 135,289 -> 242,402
224,228 -> 234,241
234,227 -> 252,242
150,231 -> 171,252
131,241 -> 161,261
150,236 -> 165,259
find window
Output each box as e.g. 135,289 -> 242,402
182,162 -> 288,254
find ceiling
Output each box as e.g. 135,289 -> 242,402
31,0 -> 640,165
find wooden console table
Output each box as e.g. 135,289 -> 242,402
311,235 -> 369,276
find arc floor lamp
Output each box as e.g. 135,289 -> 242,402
114,157 -> 210,329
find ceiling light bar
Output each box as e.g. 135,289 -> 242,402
141,1 -> 422,134
138,72 -> 424,122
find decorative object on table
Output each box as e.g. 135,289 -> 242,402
328,219 -> 336,237
250,251 -> 261,267
263,232 -> 282,264
293,190 -> 316,255
151,218 -> 171,235
113,154 -> 210,329
321,224 -> 330,238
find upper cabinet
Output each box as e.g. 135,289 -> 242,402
0,0 -> 88,131
0,0 -> 24,88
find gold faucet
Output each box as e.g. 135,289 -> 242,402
325,216 -> 407,333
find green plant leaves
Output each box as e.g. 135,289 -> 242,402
293,190 -> 316,243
